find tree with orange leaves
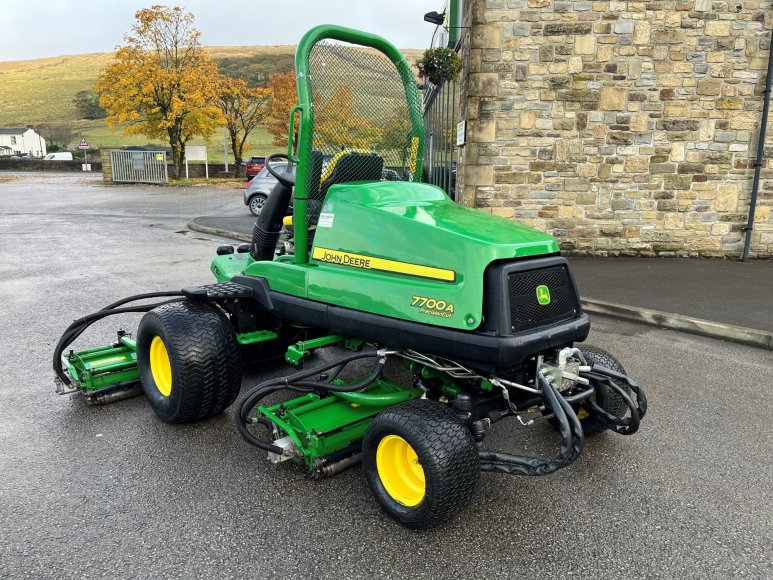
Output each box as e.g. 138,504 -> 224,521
264,71 -> 298,147
96,6 -> 222,178
216,76 -> 271,175
315,85 -> 381,150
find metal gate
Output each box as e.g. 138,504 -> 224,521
110,150 -> 168,184
423,79 -> 459,200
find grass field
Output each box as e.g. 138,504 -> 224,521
78,121 -> 275,163
0,45 -> 423,162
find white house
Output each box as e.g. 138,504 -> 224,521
0,127 -> 47,157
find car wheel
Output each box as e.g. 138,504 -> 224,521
248,194 -> 267,217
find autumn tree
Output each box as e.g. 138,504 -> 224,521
215,76 -> 271,175
95,5 -> 222,178
377,102 -> 413,168
264,71 -> 298,146
315,85 -> 381,150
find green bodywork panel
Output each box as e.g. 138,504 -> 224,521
219,181 -> 558,330
258,378 -> 423,468
211,251 -> 253,282
306,181 -> 557,329
62,335 -> 139,390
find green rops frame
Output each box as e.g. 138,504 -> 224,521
289,25 -> 426,264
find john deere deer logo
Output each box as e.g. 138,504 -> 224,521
536,284 -> 551,306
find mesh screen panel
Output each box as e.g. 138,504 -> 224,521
302,41 -> 423,227
508,266 -> 579,331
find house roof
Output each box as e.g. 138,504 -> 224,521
0,128 -> 30,135
0,145 -> 12,151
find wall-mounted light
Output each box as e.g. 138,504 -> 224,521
423,10 -> 445,25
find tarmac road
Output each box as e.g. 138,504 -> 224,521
1,173 -> 771,579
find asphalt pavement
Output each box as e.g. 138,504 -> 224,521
1,173 -> 772,579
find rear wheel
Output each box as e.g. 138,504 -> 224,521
248,194 -> 267,216
137,301 -> 242,423
362,400 -> 479,529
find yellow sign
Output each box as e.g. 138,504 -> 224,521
155,153 -> 164,161
312,247 -> 455,282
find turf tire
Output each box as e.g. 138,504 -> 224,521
362,400 -> 479,529
137,301 -> 242,423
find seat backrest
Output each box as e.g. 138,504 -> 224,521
319,151 -> 384,199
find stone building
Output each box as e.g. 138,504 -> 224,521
455,0 -> 773,258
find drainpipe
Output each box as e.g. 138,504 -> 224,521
741,28 -> 773,263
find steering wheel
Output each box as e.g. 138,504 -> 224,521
264,152 -> 295,187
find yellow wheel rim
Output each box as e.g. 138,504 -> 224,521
376,435 -> 425,507
149,335 -> 172,397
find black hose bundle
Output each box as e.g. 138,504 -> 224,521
478,374 -> 585,476
236,349 -> 387,455
582,364 -> 648,435
53,291 -> 185,385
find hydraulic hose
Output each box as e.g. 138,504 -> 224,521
479,373 -> 585,476
582,364 -> 648,435
236,349 -> 387,454
53,292 -> 186,385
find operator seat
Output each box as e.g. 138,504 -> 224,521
306,150 -> 384,248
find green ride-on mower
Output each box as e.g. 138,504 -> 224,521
54,25 -> 647,528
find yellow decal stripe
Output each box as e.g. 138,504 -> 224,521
312,247 -> 455,282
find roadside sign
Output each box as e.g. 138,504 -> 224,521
456,120 -> 466,147
78,138 -> 89,149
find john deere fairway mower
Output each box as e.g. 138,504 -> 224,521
54,25 -> 646,528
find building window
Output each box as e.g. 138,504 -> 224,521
11,136 -> 16,144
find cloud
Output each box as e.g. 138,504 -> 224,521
0,0 -> 442,61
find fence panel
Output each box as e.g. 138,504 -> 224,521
422,80 -> 459,200
109,150 -> 168,184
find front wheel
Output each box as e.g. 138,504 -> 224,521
248,193 -> 267,217
362,400 -> 479,529
137,301 -> 242,423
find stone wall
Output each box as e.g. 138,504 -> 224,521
0,159 -> 102,173
458,0 -> 773,258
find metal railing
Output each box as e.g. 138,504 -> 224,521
422,79 -> 459,200
110,150 -> 168,184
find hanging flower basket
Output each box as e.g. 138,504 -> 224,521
415,47 -> 463,86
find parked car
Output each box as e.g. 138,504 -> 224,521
44,152 -> 73,161
244,156 -> 267,180
244,163 -> 296,217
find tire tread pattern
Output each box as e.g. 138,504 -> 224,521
138,301 -> 242,423
363,400 -> 479,528
580,345 -> 628,437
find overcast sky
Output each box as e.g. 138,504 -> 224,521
0,0 -> 443,61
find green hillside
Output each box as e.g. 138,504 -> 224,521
0,45 -> 424,159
